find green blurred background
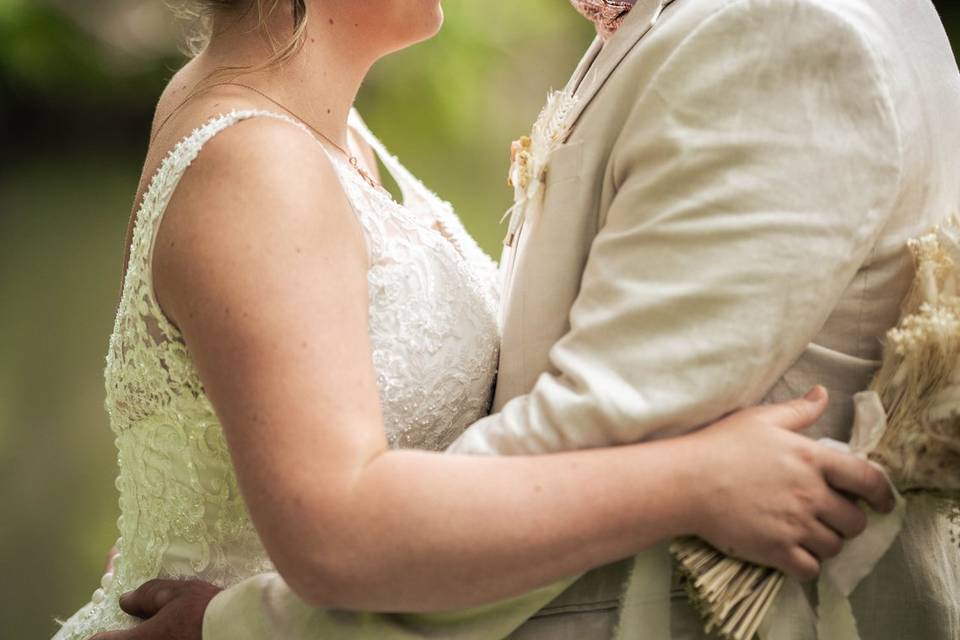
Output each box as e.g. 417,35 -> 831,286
1,1 -> 958,637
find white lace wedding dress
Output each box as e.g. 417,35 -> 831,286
54,109 -> 501,639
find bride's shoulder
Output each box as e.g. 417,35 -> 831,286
150,106 -> 364,323
160,106 -> 339,208
152,108 -> 367,326
167,105 -> 354,229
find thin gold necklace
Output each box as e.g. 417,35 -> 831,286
153,80 -> 383,191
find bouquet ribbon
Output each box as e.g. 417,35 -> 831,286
760,391 -> 908,640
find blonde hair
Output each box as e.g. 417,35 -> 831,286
166,0 -> 309,67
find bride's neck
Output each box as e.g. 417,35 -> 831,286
199,8 -> 376,147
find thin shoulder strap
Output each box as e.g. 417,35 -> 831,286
127,109 -> 321,323
140,109 -> 315,270
347,109 -> 431,206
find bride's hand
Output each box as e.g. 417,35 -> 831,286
684,386 -> 894,581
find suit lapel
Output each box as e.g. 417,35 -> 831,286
565,37 -> 604,96
498,0 -> 679,279
563,0 -> 678,140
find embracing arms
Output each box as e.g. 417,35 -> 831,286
97,3 -> 903,638
142,116 -> 889,617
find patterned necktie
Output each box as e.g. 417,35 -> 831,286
569,0 -> 639,39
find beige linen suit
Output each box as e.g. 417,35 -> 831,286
203,0 -> 960,638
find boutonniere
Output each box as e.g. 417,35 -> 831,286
502,90 -> 580,247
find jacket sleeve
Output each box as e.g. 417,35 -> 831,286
449,0 -> 902,456
202,572 -> 574,640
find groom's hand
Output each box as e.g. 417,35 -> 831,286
89,579 -> 221,640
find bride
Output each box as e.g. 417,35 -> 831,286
57,1 -> 892,638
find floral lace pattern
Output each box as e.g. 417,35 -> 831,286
54,110 -> 501,639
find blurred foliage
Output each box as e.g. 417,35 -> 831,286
1,1 -> 959,638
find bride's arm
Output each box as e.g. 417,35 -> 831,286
153,117 -> 889,613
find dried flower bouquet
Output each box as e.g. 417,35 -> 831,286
672,220 -> 960,640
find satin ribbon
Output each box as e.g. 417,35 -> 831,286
761,392 -> 907,640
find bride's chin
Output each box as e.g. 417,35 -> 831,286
409,3 -> 445,44
380,10 -> 443,54
430,4 -> 445,36
359,1 -> 444,56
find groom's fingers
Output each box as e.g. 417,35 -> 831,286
119,579 -> 180,619
818,448 -> 894,514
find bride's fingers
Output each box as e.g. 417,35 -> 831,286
817,489 -> 868,539
118,579 -> 181,619
782,546 -> 820,582
801,520 -> 845,561
90,631 -> 134,640
817,446 -> 894,514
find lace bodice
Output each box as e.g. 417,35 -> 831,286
55,110 -> 501,639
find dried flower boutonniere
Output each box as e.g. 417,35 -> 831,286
502,90 -> 580,247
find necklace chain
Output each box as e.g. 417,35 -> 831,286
152,80 -> 383,191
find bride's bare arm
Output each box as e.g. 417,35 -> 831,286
153,118 -> 891,613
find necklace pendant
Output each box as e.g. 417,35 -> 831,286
359,168 -> 379,190
350,156 -> 380,190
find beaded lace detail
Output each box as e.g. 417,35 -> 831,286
54,110 -> 501,639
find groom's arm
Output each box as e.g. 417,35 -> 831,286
451,0 -> 903,455
100,573 -> 574,640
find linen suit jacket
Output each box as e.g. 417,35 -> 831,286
202,0 -> 960,638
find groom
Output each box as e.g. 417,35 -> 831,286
104,0 -> 960,638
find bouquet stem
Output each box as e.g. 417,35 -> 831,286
672,538 -> 784,640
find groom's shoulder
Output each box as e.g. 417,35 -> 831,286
665,0 -> 895,23
603,0 -> 947,128
651,0 -> 915,48
616,0 -> 946,85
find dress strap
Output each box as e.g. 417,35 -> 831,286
128,109 -> 344,329
139,110 -> 316,274
347,109 -> 435,210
